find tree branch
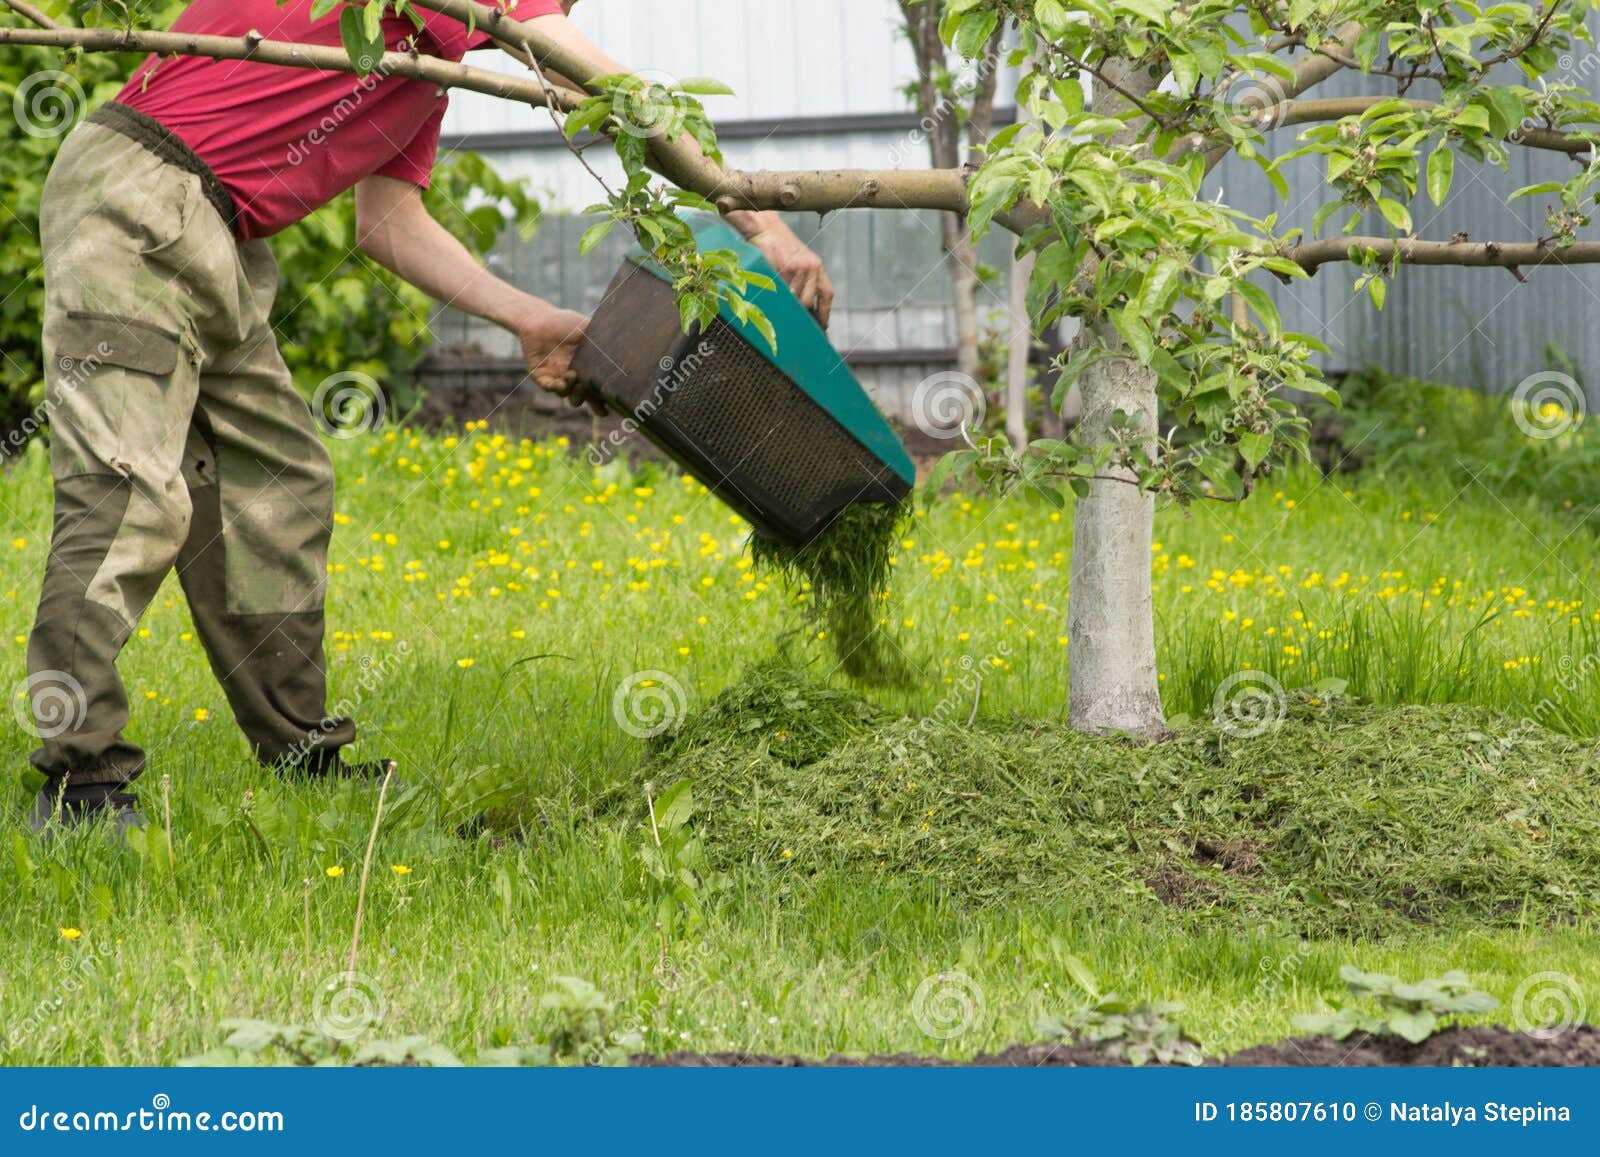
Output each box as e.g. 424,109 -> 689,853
413,0 -> 981,217
0,23 -> 574,109
0,13 -> 983,222
0,0 -> 57,30
1287,234 -> 1600,272
1271,96 -> 1597,155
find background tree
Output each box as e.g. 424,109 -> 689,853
8,0 -> 1600,741
897,0 -> 1004,388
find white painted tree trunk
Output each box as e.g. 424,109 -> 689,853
1067,332 -> 1165,739
1061,60 -> 1167,740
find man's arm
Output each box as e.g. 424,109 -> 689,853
353,175 -> 600,411
527,11 -> 836,326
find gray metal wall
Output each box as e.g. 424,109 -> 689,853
1210,56 -> 1600,397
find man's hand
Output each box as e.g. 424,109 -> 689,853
355,177 -> 605,413
732,213 -> 835,328
517,307 -> 605,414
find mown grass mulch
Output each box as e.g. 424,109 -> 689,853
646,667 -> 1600,937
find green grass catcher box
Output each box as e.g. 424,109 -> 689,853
571,213 -> 914,548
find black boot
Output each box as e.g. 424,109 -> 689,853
29,779 -> 146,836
271,750 -> 399,787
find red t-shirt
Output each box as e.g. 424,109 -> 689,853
116,0 -> 561,239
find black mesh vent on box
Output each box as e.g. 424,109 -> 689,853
650,318 -> 899,524
574,260 -> 909,546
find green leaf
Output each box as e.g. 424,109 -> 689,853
674,76 -> 736,97
1376,197 -> 1412,234
1509,180 -> 1565,202
1231,280 -> 1280,338
1033,0 -> 1071,37
1111,302 -> 1155,363
653,780 -> 694,832
1426,146 -> 1454,207
1388,1009 -> 1438,1044
1138,256 -> 1184,317
340,5 -> 386,76
1237,430 -> 1271,469
578,218 -> 615,255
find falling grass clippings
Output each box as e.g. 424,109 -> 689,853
750,500 -> 914,687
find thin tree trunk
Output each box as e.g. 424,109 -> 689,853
1067,330 -> 1163,738
945,218 -> 983,383
1005,248 -> 1032,447
900,2 -> 999,390
1065,62 -> 1166,739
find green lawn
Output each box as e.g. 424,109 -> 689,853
2,387 -> 1598,1065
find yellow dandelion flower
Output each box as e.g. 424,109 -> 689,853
325,866 -> 345,879
391,864 -> 412,877
59,927 -> 82,940
193,708 -> 209,722
457,658 -> 475,669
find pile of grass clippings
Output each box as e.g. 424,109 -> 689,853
649,668 -> 1600,937
750,500 -> 913,686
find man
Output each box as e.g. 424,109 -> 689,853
26,0 -> 834,830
